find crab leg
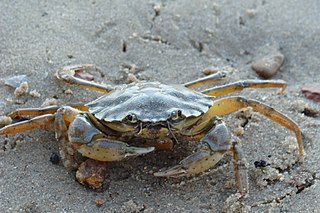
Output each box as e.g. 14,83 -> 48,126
7,104 -> 88,118
7,105 -> 60,117
154,121 -> 231,177
201,79 -> 287,96
0,114 -> 55,134
56,64 -> 114,93
155,121 -> 248,195
0,106 -> 82,135
201,96 -> 304,160
231,138 -> 248,195
54,109 -> 80,170
184,71 -> 228,89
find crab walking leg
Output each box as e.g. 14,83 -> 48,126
55,109 -> 80,170
202,79 -> 287,96
7,104 -> 88,118
201,96 -> 304,160
54,109 -> 109,189
0,114 -> 55,134
154,121 -> 231,177
0,107 -> 80,134
184,71 -> 228,89
0,106 -> 82,135
56,64 -> 114,93
231,138 -> 248,195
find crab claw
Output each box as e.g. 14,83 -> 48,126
124,146 -> 155,158
154,147 -> 225,178
155,121 -> 232,178
77,138 -> 155,162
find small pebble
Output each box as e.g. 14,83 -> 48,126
252,52 -> 284,79
127,73 -> 138,83
246,9 -> 257,17
14,82 -> 29,96
95,198 -> 105,207
202,67 -> 219,75
254,160 -> 269,168
29,90 -> 41,98
301,85 -> 320,102
234,126 -> 245,136
64,89 -> 73,94
153,3 -> 161,16
122,63 -> 137,73
50,152 -> 60,165
0,116 -> 12,125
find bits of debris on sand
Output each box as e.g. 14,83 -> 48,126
291,100 -> 320,117
120,199 -> 144,212
127,73 -> 138,83
95,198 -> 105,207
0,136 -> 25,153
41,98 -> 58,107
289,171 -> 315,190
153,3 -> 162,16
268,136 -> 300,170
233,107 -> 263,137
122,63 -> 137,73
234,126 -> 245,136
64,89 -> 73,94
14,81 -> 29,96
222,193 -> 251,213
235,107 -> 261,128
252,136 -> 300,187
254,167 -> 284,187
29,90 -> 41,98
0,116 -> 12,126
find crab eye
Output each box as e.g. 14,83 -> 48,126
126,113 -> 138,123
170,110 -> 182,121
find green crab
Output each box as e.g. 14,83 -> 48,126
0,64 -> 304,195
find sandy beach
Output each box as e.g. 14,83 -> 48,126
1,1 -> 319,212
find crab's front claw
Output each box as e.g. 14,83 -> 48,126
154,147 -> 225,177
154,121 -> 232,178
77,138 -> 155,162
124,145 -> 155,158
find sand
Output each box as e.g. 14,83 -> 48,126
1,0 -> 319,212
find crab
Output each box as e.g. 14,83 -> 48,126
0,64 -> 304,195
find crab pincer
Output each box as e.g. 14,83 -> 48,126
154,121 -> 249,195
154,121 -> 232,178
77,138 -> 155,161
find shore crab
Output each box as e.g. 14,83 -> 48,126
0,64 -> 304,195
